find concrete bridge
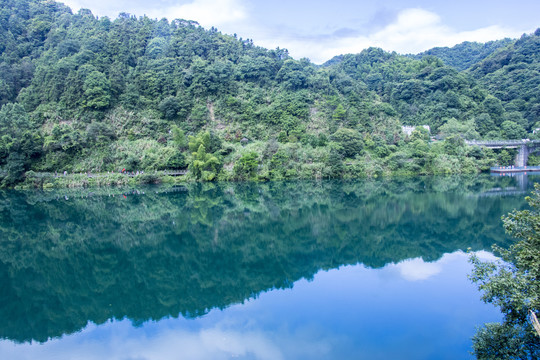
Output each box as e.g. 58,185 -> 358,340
465,139 -> 540,167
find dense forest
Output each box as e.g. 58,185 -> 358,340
1,0 -> 540,187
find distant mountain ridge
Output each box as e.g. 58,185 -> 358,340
323,39 -> 514,71
411,39 -> 514,71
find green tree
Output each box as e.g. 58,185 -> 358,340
498,149 -> 514,166
189,144 -> 220,181
0,103 -> 42,185
332,104 -> 347,123
470,185 -> 540,359
233,152 -> 259,180
482,95 -> 505,126
83,71 -> 111,110
189,132 -> 210,153
501,121 -> 527,140
269,150 -> 289,178
439,118 -> 480,140
327,148 -> 344,178
276,59 -> 310,90
85,122 -> 115,144
171,125 -> 187,149
1,152 -> 25,187
159,96 -> 181,120
504,112 -> 529,131
475,114 -> 496,136
166,149 -> 186,169
189,103 -> 210,128
331,128 -> 364,158
409,127 -> 430,142
188,131 -> 222,154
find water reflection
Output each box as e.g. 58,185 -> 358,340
486,172 -> 534,196
0,251 -> 505,359
0,176 -> 532,345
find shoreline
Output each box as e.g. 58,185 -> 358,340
11,168 -> 488,190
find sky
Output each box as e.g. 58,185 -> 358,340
59,0 -> 540,64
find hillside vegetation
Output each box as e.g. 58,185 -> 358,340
411,39 -> 513,71
1,0 -> 539,187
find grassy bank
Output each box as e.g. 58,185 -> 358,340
18,171 -> 188,190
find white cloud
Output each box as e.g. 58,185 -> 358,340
369,8 -> 520,54
59,0 -> 82,11
61,0 -> 247,27
146,0 -> 247,27
253,8 -> 527,63
60,0 -> 124,17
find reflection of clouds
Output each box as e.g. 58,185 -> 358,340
473,250 -> 498,262
0,250 -> 500,359
388,251 -> 497,282
1,325 -> 282,360
394,257 -> 442,281
198,328 -> 283,360
0,321 -> 335,360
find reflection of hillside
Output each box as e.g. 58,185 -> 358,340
0,176 -> 527,343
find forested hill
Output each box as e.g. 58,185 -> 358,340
0,0 -> 539,187
411,39 -> 514,71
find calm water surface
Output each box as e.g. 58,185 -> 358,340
0,175 -> 534,359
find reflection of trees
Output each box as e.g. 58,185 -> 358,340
0,176 -> 528,343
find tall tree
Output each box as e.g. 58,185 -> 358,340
470,185 -> 540,359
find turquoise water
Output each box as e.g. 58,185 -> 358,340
0,175 -> 532,359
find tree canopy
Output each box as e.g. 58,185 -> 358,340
470,184 -> 540,359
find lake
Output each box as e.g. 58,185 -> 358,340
0,174 -> 533,359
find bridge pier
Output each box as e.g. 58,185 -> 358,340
465,140 -> 540,167
515,145 -> 529,167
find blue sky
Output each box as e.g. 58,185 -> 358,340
60,0 -> 540,63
